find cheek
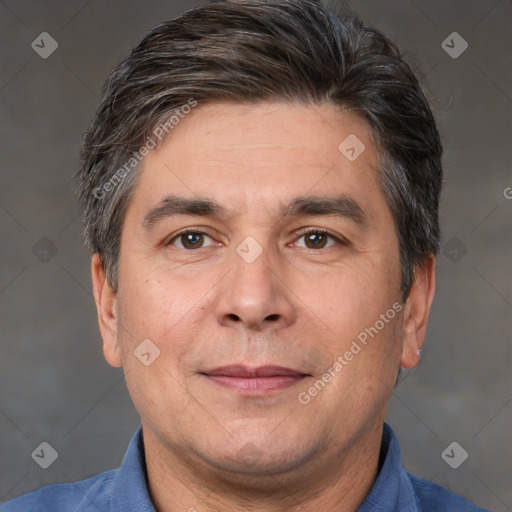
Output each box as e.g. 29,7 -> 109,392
119,262 -> 186,328
320,303 -> 404,405
116,269 -> 212,370
320,258 -> 399,331
311,265 -> 403,402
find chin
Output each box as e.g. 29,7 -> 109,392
202,429 -> 319,478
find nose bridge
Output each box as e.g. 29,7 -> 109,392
216,234 -> 296,331
233,235 -> 275,294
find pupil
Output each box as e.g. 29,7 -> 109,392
308,233 -> 326,248
185,233 -> 202,248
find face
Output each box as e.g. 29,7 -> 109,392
93,101 -> 433,482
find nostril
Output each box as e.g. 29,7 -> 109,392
266,314 -> 280,322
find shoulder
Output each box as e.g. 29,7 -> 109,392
405,470 -> 492,512
1,469 -> 117,512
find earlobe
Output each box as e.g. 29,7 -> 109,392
400,255 -> 436,370
91,254 -> 122,368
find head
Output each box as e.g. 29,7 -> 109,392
78,0 -> 441,491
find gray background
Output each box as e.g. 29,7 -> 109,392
0,0 -> 511,510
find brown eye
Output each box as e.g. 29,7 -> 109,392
295,230 -> 339,250
304,232 -> 329,249
168,231 -> 213,249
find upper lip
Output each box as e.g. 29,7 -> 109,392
202,365 -> 308,378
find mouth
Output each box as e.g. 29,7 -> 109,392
200,365 -> 310,394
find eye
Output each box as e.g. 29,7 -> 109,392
294,229 -> 342,250
167,230 -> 216,250
166,228 -> 344,251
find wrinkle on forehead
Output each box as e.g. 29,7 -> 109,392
204,144 -> 314,150
188,143 -> 332,168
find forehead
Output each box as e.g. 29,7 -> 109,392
128,101 -> 388,224
151,101 -> 375,162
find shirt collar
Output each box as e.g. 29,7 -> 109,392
111,425 -> 156,512
110,422 -> 419,512
357,422 -> 420,512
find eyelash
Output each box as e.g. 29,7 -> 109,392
166,227 -> 346,250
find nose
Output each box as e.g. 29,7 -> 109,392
215,239 -> 297,332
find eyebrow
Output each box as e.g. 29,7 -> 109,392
143,196 -> 226,231
142,194 -> 368,231
282,195 -> 367,226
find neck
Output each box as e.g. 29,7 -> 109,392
143,421 -> 384,512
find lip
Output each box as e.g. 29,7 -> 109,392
201,365 -> 309,394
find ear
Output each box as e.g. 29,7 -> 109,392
400,254 -> 436,370
91,254 -> 122,368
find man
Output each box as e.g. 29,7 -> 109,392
2,0 -> 492,511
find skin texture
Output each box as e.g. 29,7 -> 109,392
92,101 -> 436,512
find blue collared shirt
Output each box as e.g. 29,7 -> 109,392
1,422 -> 492,511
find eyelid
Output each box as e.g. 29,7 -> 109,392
292,227 -> 347,246
166,228 -> 217,248
166,227 -> 347,249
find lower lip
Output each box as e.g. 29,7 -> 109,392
205,375 -> 306,393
